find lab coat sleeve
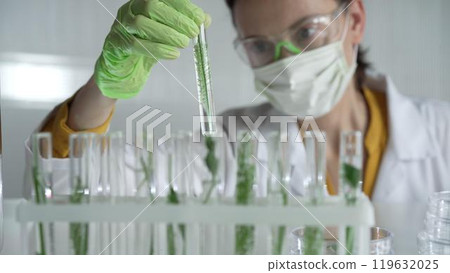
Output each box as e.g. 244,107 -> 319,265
419,99 -> 450,173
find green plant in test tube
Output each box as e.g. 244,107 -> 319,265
235,132 -> 256,255
267,132 -> 290,255
303,132 -> 326,255
31,133 -> 53,255
193,24 -> 216,136
340,131 -> 363,255
202,136 -> 219,204
165,136 -> 187,255
69,133 -> 100,255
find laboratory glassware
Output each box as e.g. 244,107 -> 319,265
290,226 -> 393,255
417,231 -> 450,255
418,191 -> 450,254
425,213 -> 450,241
234,131 -> 258,255
201,135 -> 226,204
427,191 -> 450,219
69,133 -> 101,255
104,132 -> 126,197
304,131 -> 326,205
31,133 -> 54,255
266,131 -> 292,255
99,132 -> 127,254
370,227 -> 394,255
266,131 -> 292,205
302,131 -> 328,254
339,131 -> 363,255
193,24 -> 217,136
289,226 -> 336,255
134,135 -> 155,199
339,131 -> 363,203
163,132 -> 195,255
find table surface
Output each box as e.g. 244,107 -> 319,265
0,199 -> 427,255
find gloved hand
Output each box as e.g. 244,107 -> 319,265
95,0 -> 211,99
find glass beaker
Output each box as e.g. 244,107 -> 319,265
427,191 -> 450,219
418,191 -> 450,255
417,230 -> 450,255
370,227 -> 394,255
289,226 -> 335,255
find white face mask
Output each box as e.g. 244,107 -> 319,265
253,23 -> 357,118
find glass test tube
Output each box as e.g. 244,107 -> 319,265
304,131 -> 326,206
69,133 -> 101,199
266,132 -> 291,255
69,133 -> 101,255
234,131 -> 258,255
266,132 -> 292,204
193,24 -> 217,136
339,131 -> 363,204
31,133 -> 54,255
31,133 -> 53,202
105,132 -> 126,197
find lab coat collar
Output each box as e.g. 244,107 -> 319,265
365,70 -> 437,160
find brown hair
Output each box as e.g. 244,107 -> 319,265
225,0 -> 370,90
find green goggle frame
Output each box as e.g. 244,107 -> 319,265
274,41 -> 303,61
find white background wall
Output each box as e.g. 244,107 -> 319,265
0,0 -> 449,198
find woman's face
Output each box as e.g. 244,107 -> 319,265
233,0 -> 366,65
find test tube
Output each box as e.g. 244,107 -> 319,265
339,131 -> 363,204
69,133 -> 101,200
193,24 -> 217,136
69,133 -> 101,255
31,133 -> 53,202
234,131 -> 258,255
105,132 -> 126,197
31,133 -> 54,255
304,131 -> 326,206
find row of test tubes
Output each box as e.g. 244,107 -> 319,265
29,129 -> 364,255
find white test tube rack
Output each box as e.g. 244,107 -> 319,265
16,195 -> 375,255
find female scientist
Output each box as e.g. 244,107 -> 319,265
29,0 -> 450,202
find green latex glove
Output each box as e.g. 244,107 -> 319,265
95,0 -> 211,99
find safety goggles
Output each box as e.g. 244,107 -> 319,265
234,4 -> 347,68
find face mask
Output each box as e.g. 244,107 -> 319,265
253,20 -> 357,118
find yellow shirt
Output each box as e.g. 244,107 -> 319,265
46,88 -> 388,198
325,88 -> 389,198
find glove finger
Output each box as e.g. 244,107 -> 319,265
132,38 -> 180,60
126,14 -> 190,48
148,1 -> 200,38
161,0 -> 206,26
204,13 -> 212,28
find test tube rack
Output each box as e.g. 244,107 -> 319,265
16,195 -> 375,255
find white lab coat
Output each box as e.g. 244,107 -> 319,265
23,71 -> 450,203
